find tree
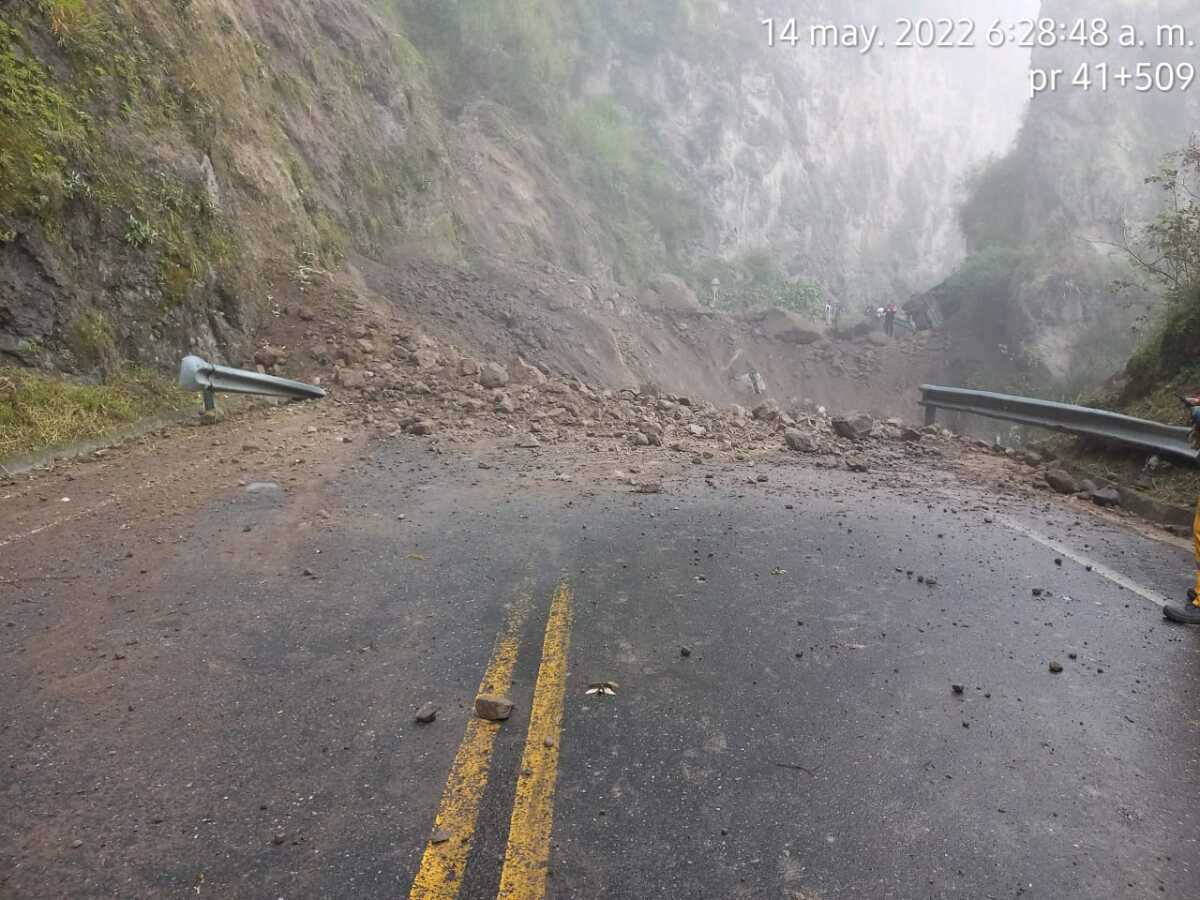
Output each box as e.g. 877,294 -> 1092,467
1111,139 -> 1200,291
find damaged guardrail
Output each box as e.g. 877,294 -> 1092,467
179,355 -> 326,411
920,384 -> 1199,464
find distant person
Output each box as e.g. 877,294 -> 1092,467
824,302 -> 834,326
1163,395 -> 1200,624
884,302 -> 898,337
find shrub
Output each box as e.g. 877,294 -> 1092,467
687,253 -> 823,316
123,214 -> 158,248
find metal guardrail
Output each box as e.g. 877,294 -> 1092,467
920,384 -> 1199,464
179,355 -> 326,411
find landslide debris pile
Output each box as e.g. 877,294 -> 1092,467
275,319 -> 967,474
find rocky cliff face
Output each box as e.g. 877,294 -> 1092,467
943,0 -> 1200,388
590,0 -> 1035,302
0,0 -> 1032,381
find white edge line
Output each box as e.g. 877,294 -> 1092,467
999,515 -> 1171,608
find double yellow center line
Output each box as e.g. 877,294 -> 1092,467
409,582 -> 574,900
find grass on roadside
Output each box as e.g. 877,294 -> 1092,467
0,367 -> 193,460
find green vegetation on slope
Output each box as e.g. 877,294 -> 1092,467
562,98 -> 702,275
0,17 -> 88,221
1042,142 -> 1200,505
685,253 -> 823,317
0,366 -> 191,459
2,0 -> 454,376
385,0 -> 712,277
1119,143 -> 1200,404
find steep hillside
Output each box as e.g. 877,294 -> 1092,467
0,0 -> 454,374
927,0 -> 1200,394
0,0 -> 1030,396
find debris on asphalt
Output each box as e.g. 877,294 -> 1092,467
952,683 -> 965,695
585,681 -> 619,697
414,702 -> 439,724
634,482 -> 663,494
680,646 -> 692,658
784,429 -> 818,453
832,412 -> 874,440
474,694 -> 514,721
845,456 -> 869,473
1049,660 -> 1064,673
430,828 -> 450,844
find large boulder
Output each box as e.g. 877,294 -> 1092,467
509,357 -> 547,386
639,274 -> 703,313
479,362 -> 510,389
832,412 -> 874,441
1044,469 -> 1079,495
784,429 -> 818,453
754,308 -> 824,345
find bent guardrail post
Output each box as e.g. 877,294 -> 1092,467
178,355 -> 326,411
919,384 -> 1199,464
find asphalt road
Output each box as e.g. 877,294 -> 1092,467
3,436 -> 1200,899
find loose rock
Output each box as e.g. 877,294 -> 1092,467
1044,469 -> 1079,495
832,412 -> 874,441
479,362 -> 510,389
475,694 -> 514,721
784,429 -> 818,453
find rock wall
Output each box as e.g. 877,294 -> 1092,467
597,0 -> 1036,303
943,0 -> 1200,387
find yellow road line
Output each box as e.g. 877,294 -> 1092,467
497,582 -> 574,899
409,600 -> 531,899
